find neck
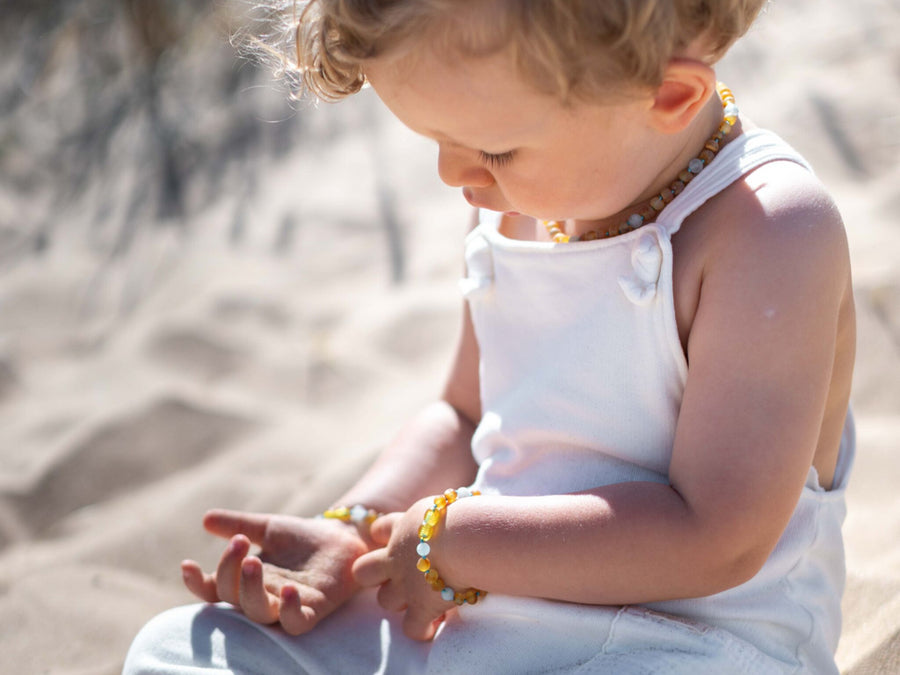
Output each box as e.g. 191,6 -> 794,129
566,92 -> 731,239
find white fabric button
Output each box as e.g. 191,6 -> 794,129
618,233 -> 662,305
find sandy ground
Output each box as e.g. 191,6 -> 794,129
0,1 -> 898,673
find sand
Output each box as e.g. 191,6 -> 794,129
0,1 -> 898,673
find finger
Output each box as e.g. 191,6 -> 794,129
402,606 -> 442,642
203,509 -> 270,545
376,580 -> 408,613
352,549 -> 390,588
181,560 -> 220,603
368,514 -> 397,546
239,556 -> 280,625
215,534 -> 251,605
278,585 -> 319,636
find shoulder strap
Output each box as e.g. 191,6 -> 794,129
657,128 -> 813,237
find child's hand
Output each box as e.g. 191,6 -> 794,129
181,510 -> 369,635
352,500 -> 457,641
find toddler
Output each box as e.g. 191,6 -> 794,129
124,1 -> 856,673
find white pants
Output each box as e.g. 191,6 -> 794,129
123,588 -> 792,674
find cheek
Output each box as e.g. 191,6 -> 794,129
498,171 -> 603,219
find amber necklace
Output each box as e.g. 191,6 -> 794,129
542,82 -> 739,243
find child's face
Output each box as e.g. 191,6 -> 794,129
365,47 -> 664,224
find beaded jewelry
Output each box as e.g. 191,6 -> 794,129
542,82 -> 739,243
321,504 -> 382,525
416,487 -> 487,606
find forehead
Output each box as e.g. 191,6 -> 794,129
364,48 -> 563,149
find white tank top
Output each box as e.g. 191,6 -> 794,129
461,128 -> 854,673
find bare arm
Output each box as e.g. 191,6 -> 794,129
334,385 -> 479,515
423,171 -> 852,604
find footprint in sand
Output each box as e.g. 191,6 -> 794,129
145,327 -> 243,381
3,396 -> 254,543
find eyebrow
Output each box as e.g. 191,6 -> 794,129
423,128 -> 467,146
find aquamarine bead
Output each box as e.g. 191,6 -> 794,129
349,504 -> 368,523
724,103 -> 740,118
441,587 -> 455,602
457,487 -> 473,499
416,541 -> 431,557
688,158 -> 704,174
627,213 -> 644,228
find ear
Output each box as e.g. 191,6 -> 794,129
649,60 -> 717,134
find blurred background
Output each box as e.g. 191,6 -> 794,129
0,1 -> 898,673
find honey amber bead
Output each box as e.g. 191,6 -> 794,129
705,139 -> 719,152
425,508 -> 441,526
434,495 -> 447,509
671,180 -> 686,195
444,489 -> 458,503
618,223 -> 631,235
418,523 -> 434,540
430,577 -> 445,591
582,230 -> 597,241
417,557 -> 431,572
640,206 -> 656,222
678,170 -> 694,184
661,189 -> 675,203
425,569 -> 439,584
699,149 -> 716,163
650,196 -> 665,211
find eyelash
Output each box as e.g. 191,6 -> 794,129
479,150 -> 516,168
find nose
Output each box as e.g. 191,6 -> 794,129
437,144 -> 495,189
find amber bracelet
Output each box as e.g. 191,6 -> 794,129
321,504 -> 381,526
416,487 -> 487,606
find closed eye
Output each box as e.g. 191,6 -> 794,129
479,150 -> 516,168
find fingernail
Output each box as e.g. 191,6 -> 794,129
241,556 -> 259,575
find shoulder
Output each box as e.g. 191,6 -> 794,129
738,159 -> 845,244
696,158 -> 851,300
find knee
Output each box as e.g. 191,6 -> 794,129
122,604 -> 210,674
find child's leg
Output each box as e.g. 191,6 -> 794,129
123,588 -> 429,674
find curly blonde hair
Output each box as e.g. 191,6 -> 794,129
237,0 -> 767,102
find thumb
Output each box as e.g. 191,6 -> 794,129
202,509 -> 270,545
369,513 -> 398,546
352,548 -> 390,587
